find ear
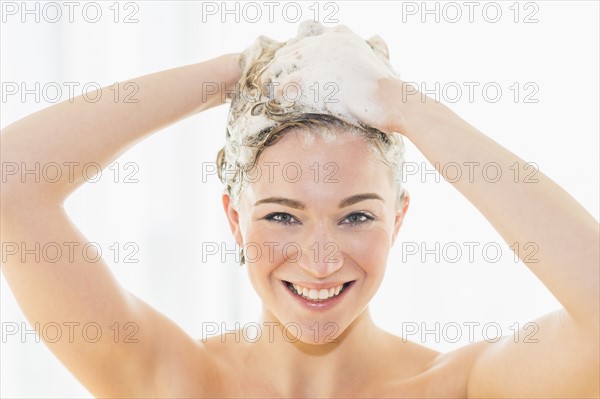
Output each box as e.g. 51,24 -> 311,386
391,190 -> 410,245
222,192 -> 243,246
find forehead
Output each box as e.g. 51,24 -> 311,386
240,130 -> 395,207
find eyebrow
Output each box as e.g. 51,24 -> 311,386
338,193 -> 384,208
254,197 -> 305,209
253,193 -> 384,209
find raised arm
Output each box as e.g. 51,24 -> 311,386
382,78 -> 600,398
236,25 -> 599,394
1,54 -> 240,397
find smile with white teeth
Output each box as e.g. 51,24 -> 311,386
286,281 -> 350,301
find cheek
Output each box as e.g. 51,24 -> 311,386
342,228 -> 392,273
242,223 -> 290,292
244,223 -> 283,260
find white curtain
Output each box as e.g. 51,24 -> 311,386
1,1 -> 598,397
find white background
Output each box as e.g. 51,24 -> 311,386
1,1 -> 598,397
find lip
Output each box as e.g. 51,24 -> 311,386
287,281 -> 349,290
281,280 -> 355,310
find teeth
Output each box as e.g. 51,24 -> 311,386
288,282 -> 347,301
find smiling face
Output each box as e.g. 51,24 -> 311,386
222,128 -> 409,344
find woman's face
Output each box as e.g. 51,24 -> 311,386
223,129 -> 409,344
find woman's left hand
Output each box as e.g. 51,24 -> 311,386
261,22 -> 406,134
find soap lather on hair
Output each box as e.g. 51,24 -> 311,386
218,21 -> 405,208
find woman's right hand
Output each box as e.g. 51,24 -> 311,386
217,52 -> 242,101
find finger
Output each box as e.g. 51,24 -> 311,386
367,35 -> 390,59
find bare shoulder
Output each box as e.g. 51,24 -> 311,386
194,333 -> 279,397
375,332 -> 491,398
369,312 -> 599,398
143,331 -> 224,397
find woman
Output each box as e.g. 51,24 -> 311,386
1,21 -> 598,398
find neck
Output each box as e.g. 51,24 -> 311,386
247,307 -> 386,397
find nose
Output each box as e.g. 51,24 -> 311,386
295,223 -> 344,278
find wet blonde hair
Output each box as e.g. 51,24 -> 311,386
217,22 -> 405,209
216,115 -> 405,208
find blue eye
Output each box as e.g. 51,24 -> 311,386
265,213 -> 299,226
340,212 -> 375,226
